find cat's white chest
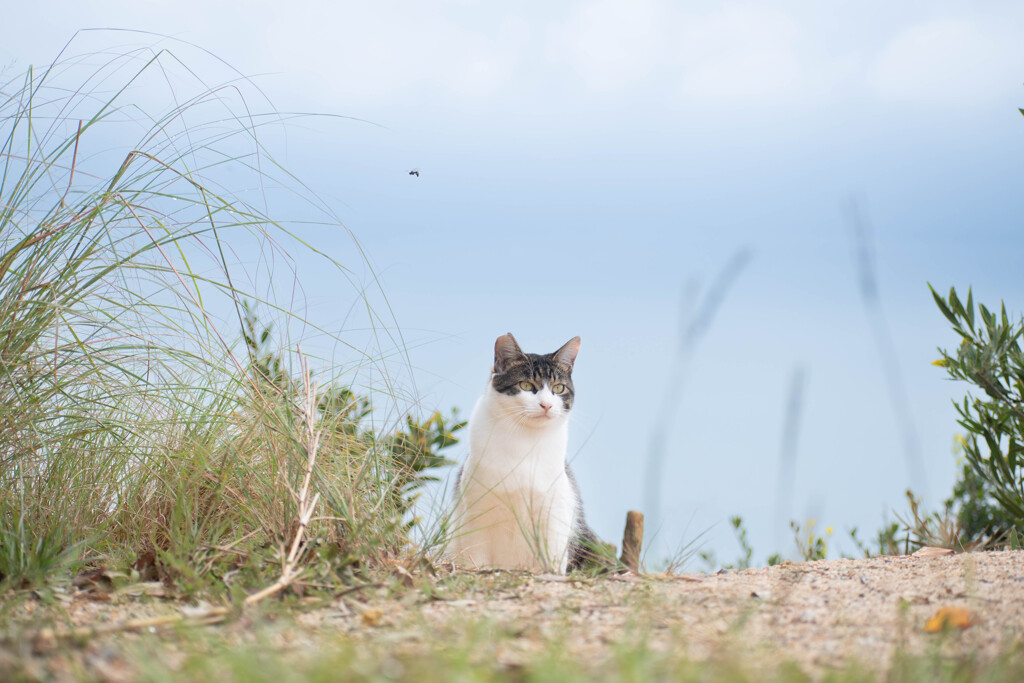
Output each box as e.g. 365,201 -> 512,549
450,393 -> 578,574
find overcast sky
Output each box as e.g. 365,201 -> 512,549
4,2 -> 1024,565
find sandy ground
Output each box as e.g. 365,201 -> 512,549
341,550 -> 1024,674
3,550 -> 1023,679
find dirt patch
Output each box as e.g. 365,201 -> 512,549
337,550 -> 1024,674
4,551 -> 1024,679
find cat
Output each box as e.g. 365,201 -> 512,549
449,333 -> 597,574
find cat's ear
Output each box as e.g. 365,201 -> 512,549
494,333 -> 524,373
553,336 -> 581,370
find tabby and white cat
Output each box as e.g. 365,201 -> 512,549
449,333 -> 596,574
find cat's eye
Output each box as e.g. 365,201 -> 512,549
518,381 -> 535,392
552,383 -> 566,394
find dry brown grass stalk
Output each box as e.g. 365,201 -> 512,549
245,351 -> 323,605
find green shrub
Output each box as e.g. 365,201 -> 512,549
239,306 -> 464,570
930,285 -> 1024,538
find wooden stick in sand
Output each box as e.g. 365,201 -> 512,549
619,510 -> 644,573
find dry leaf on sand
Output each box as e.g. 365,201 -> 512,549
361,609 -> 384,627
912,547 -> 954,558
924,606 -> 976,632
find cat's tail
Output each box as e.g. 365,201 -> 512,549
567,521 -> 601,572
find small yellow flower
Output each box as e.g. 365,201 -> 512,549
826,526 -> 834,536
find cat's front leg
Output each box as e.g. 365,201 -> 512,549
541,484 -> 577,574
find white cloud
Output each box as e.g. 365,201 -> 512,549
6,0 -> 1023,118
869,18 -> 1024,104
548,1 -> 804,102
260,2 -> 531,102
550,0 -> 670,92
673,7 -> 803,101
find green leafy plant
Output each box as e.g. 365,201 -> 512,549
242,305 -> 463,536
873,521 -> 903,556
942,436 -> 1021,546
892,490 -> 965,551
698,516 -> 753,570
729,516 -> 754,569
930,285 -> 1024,537
790,519 -> 830,561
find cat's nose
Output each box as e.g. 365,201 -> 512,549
539,401 -> 552,413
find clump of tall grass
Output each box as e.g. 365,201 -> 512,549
0,37 -> 459,595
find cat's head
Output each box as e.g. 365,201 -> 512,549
488,333 -> 581,426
